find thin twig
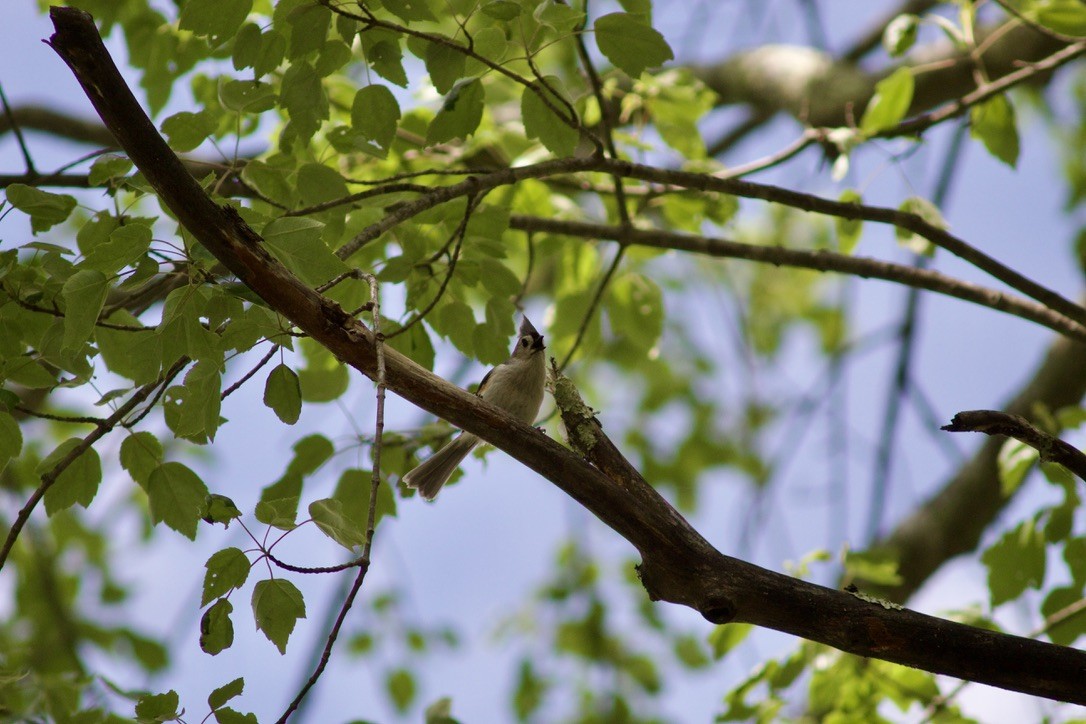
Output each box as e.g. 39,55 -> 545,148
13,406 -> 106,426
559,245 -> 626,371
384,195 -> 477,339
275,278 -> 385,723
0,83 -> 36,176
220,345 -> 278,400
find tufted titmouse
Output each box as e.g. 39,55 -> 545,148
402,317 -> 547,500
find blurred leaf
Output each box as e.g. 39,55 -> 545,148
981,518 -> 1046,606
179,0 -> 252,42
860,67 -> 914,133
386,668 -> 416,713
594,13 -> 673,78
883,14 -> 919,57
352,85 -> 401,157
708,623 -> 753,659
427,79 -> 485,144
522,77 -> 579,157
971,94 -> 1020,168
998,438 -> 1037,497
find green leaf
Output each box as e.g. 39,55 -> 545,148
297,337 -> 349,402
88,154 -> 133,186
883,14 -> 919,57
384,320 -> 435,370
1023,0 -> 1086,36
998,438 -> 1037,496
895,196 -> 946,256
280,61 -> 328,143
202,547 -> 252,606
970,94 -> 1019,168
286,3 -> 331,58
333,468 -> 397,529
83,223 -> 152,274
202,493 -> 242,527
60,269 -> 108,353
384,0 -> 435,21
359,29 -> 408,87
427,79 -> 485,145
0,411 -> 22,473
981,518 -> 1046,606
1042,585 -> 1086,645
309,498 -> 367,549
200,598 -> 235,655
351,84 -> 401,157
594,13 -> 673,78
386,668 -> 416,713
5,184 -> 77,233
860,67 -> 914,133
179,0 -> 253,43
433,300 -> 476,356
208,677 -> 245,711
214,707 -> 258,724
707,623 -> 753,659
482,0 -> 520,20
844,549 -> 903,587
264,364 -> 302,424
674,634 -> 711,669
219,80 -> 277,113
161,111 -> 216,152
836,189 -> 863,253
147,462 -> 211,540
606,273 -> 663,352
522,77 -> 579,157
171,359 -> 224,441
135,690 -> 179,722
252,578 -> 306,654
39,439 -> 102,515
98,311 -> 160,385
425,42 -> 466,95
262,217 -> 350,287
424,697 -> 456,724
513,659 -> 546,720
120,432 -> 164,487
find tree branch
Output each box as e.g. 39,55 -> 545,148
45,6 -> 1086,705
507,215 -> 1086,344
942,409 -> 1086,482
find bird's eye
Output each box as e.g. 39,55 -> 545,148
520,337 -> 530,348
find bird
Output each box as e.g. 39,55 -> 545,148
402,316 -> 547,500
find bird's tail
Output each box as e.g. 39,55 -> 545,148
402,433 -> 479,500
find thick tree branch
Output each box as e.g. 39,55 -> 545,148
45,7 -> 1086,705
696,20 -> 1072,129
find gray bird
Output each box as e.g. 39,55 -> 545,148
403,317 -> 547,500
